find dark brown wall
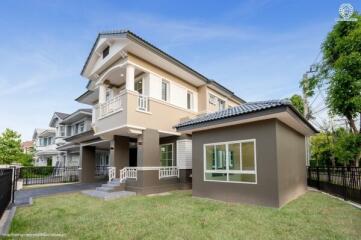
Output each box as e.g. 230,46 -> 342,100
276,120 -> 307,206
80,146 -> 96,183
111,136 -> 130,177
192,119 -> 280,207
138,129 -> 160,167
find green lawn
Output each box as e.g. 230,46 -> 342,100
9,191 -> 361,240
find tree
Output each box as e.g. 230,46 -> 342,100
0,128 -> 25,165
333,128 -> 361,166
310,132 -> 334,166
290,94 -> 305,115
305,13 -> 361,133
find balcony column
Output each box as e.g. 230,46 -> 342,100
99,83 -> 107,104
125,64 -> 135,91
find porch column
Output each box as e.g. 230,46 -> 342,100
99,83 -> 107,104
109,136 -> 129,178
80,146 -> 96,183
137,129 -> 160,167
125,64 -> 135,91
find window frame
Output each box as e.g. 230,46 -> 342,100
187,91 -> 194,110
161,79 -> 170,102
160,143 -> 174,167
102,46 -> 110,59
203,139 -> 257,184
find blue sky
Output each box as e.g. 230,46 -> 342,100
0,0 -> 359,140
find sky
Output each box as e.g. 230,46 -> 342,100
0,0 -> 359,140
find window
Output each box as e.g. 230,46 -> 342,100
60,126 -> 65,137
134,79 -> 143,94
187,91 -> 193,110
218,99 -> 226,111
204,139 -> 256,183
74,121 -> 85,135
105,88 -> 112,101
102,46 -> 109,58
67,125 -> 72,136
209,94 -> 217,105
160,143 -> 173,166
161,80 -> 169,101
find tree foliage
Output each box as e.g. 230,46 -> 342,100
0,128 -> 33,165
310,128 -> 361,166
290,94 -> 304,115
305,13 -> 361,133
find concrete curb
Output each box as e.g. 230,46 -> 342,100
0,205 -> 17,236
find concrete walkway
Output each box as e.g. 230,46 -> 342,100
14,182 -> 103,206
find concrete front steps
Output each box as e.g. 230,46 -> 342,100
81,179 -> 136,200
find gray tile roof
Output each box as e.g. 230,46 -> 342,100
55,112 -> 70,120
175,99 -> 293,128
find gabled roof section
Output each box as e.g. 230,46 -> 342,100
175,99 -> 318,134
60,108 -> 92,124
81,30 -> 243,103
49,112 -> 70,127
32,128 -> 46,140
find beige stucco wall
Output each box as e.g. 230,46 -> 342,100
128,53 -> 198,92
126,91 -> 196,133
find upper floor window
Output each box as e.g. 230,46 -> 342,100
67,126 -> 72,136
105,88 -> 112,101
218,99 -> 226,111
134,79 -> 143,94
102,46 -> 109,59
209,94 -> 217,105
73,121 -> 85,135
187,91 -> 193,110
161,80 -> 170,101
59,126 -> 65,137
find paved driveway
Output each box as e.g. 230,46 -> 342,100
15,182 -> 102,206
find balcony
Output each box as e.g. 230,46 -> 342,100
94,94 -> 123,120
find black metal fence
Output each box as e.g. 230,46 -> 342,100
0,168 -> 15,218
20,166 -> 79,185
307,167 -> 361,204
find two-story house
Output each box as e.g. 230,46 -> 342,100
57,109 -> 99,168
74,30 -> 244,194
33,127 -> 59,167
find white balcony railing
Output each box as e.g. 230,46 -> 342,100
108,167 -> 116,182
137,94 -> 149,111
119,167 -> 138,182
159,167 -> 179,179
96,94 -> 122,119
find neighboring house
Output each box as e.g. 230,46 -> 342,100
70,30 -> 316,207
33,128 -> 59,166
33,112 -> 70,167
57,109 -> 94,167
74,30 -> 243,194
21,141 -> 33,154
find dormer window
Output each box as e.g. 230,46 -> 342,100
102,46 -> 110,59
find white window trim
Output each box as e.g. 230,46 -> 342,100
187,91 -> 194,110
203,139 -> 257,184
161,79 -> 170,102
160,143 -> 174,166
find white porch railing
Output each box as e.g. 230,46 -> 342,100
159,167 -> 179,179
108,167 -> 116,182
96,94 -> 122,119
119,167 -> 138,182
137,94 -> 149,111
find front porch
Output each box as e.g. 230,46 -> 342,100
79,129 -> 192,194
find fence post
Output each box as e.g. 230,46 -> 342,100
316,167 -> 320,189
327,166 -> 331,183
342,167 -> 347,201
11,167 -> 15,204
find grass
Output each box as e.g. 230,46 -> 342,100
8,191 -> 361,240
